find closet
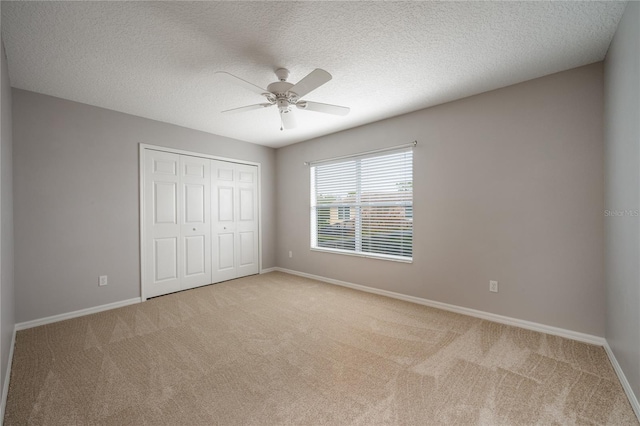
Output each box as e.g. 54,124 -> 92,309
142,148 -> 259,299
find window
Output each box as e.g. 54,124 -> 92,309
337,206 -> 350,220
311,148 -> 413,261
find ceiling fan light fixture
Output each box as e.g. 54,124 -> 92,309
276,98 -> 291,113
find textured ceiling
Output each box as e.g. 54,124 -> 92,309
1,1 -> 626,148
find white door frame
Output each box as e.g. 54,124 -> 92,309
139,143 -> 263,301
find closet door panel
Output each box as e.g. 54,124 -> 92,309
217,186 -> 234,222
144,151 -> 182,298
235,163 -> 259,278
180,155 -> 212,290
184,184 -> 205,223
211,160 -> 239,283
154,237 -> 178,282
154,182 -> 178,224
238,187 -> 254,221
239,231 -> 256,267
217,233 -> 235,270
185,235 -> 206,276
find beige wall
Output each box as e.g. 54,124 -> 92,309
1,38 -> 15,408
277,63 -> 605,336
604,1 -> 640,403
12,89 -> 276,323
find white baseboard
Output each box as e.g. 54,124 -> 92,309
260,267 -> 277,274
274,267 -> 605,346
0,327 -> 16,426
14,298 -> 142,331
603,342 -> 640,421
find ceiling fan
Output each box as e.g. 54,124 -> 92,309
216,68 -> 350,130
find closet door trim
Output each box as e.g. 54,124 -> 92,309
139,144 -> 262,301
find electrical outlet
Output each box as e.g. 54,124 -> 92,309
489,280 -> 498,293
99,275 -> 108,287
288,251 -> 293,258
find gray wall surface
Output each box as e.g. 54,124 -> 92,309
12,89 -> 276,323
604,1 -> 640,404
1,38 -> 15,407
277,63 -> 605,336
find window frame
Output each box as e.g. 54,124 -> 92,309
310,148 -> 413,263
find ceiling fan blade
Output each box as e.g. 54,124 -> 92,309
215,71 -> 269,96
289,69 -> 332,98
221,103 -> 273,114
280,110 -> 297,129
296,101 -> 350,116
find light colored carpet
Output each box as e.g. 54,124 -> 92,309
4,271 -> 638,425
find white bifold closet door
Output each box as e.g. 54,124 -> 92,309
144,151 -> 211,298
143,150 -> 259,299
211,160 -> 259,283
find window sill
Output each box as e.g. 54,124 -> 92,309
310,247 -> 413,264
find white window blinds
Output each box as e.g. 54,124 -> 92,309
310,148 -> 413,261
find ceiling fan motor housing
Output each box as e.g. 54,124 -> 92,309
267,81 -> 295,96
274,68 -> 290,82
